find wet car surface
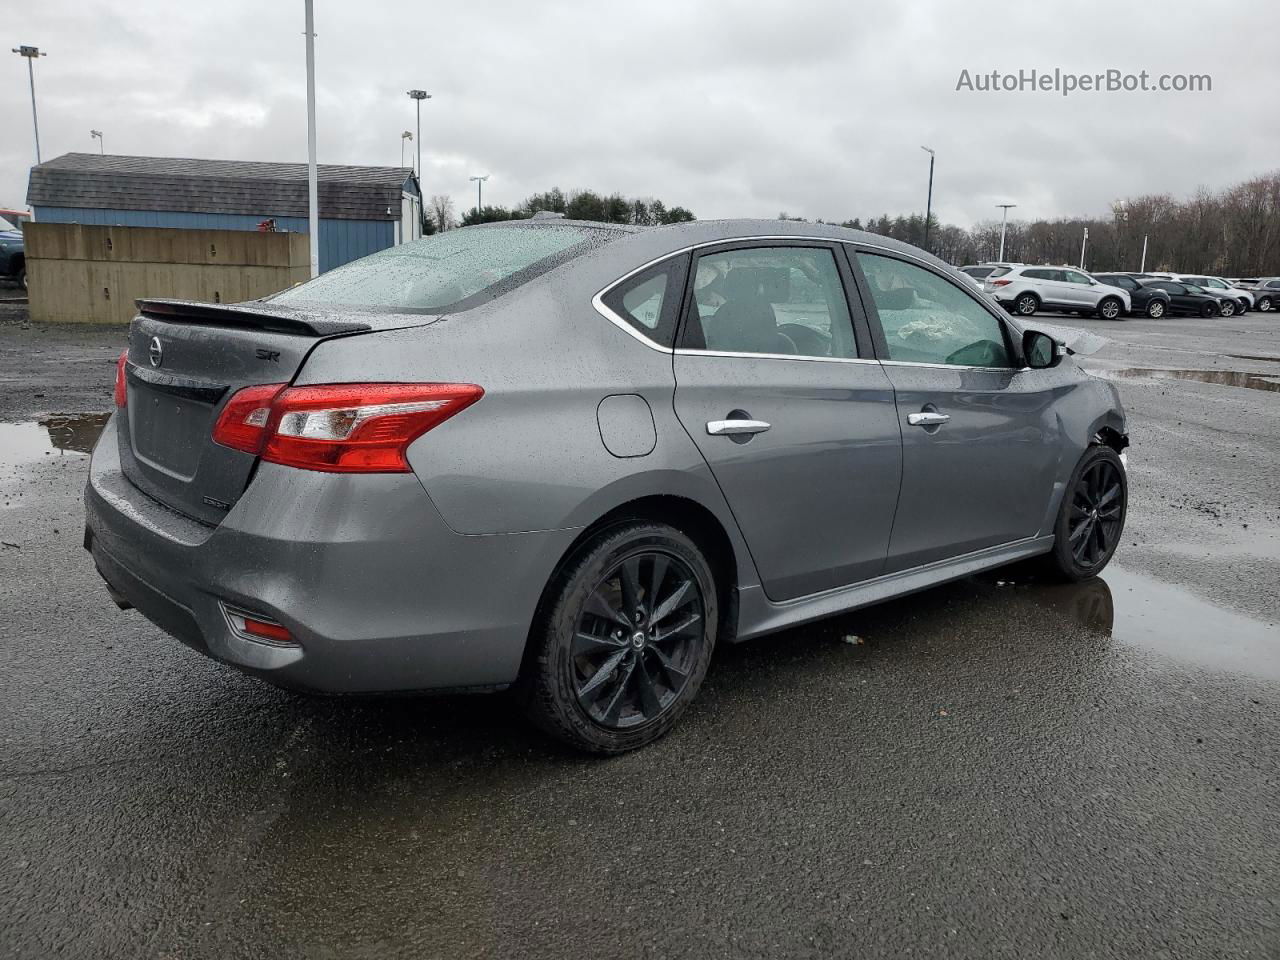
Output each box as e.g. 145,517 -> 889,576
2,304 -> 1278,958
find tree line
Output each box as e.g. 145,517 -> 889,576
426,169 -> 1280,276
427,188 -> 695,232
790,170 -> 1280,275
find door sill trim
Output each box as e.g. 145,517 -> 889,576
733,535 -> 1055,642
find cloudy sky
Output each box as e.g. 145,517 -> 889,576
3,0 -> 1277,228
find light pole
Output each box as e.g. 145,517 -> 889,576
406,90 -> 430,181
90,130 -> 104,154
1079,226 -> 1089,269
303,0 -> 319,278
469,175 -> 489,217
1139,234 -> 1149,273
996,203 -> 1017,262
12,45 -> 46,165
920,146 -> 935,252
400,130 -> 413,169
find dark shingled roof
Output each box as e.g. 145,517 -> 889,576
27,153 -> 418,221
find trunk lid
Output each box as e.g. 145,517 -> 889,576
117,299 -> 432,525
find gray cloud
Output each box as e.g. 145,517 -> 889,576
3,0 -> 1277,227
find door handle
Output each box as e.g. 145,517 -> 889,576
707,419 -> 771,436
907,412 -> 950,427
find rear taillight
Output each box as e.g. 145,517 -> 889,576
212,382 -> 483,473
113,351 -> 129,407
211,383 -> 287,454
990,279 -> 1012,287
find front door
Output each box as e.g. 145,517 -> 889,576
852,249 -> 1063,572
673,242 -> 902,601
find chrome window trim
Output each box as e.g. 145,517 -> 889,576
592,234 -> 990,358
878,359 -> 1017,372
673,348 -> 879,365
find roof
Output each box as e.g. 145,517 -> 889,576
27,153 -> 417,221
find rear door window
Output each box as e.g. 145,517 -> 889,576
681,246 -> 859,359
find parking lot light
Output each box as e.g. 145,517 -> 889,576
921,146 -> 935,252
996,203 -> 1016,261
90,129 -> 104,154
11,45 -> 46,165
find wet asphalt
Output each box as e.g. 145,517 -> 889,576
1,302 -> 1278,959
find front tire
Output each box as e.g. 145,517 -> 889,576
1145,299 -> 1166,319
1097,296 -> 1123,320
1220,299 -> 1236,317
1237,298 -> 1249,314
1042,446 -> 1127,582
523,522 -> 718,754
1257,295 -> 1274,312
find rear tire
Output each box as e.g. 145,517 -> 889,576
1258,295 -> 1273,312
16,266 -> 25,291
1145,299 -> 1166,319
1199,301 -> 1217,318
522,521 -> 718,754
1015,292 -> 1039,316
1041,446 -> 1127,582
1097,296 -> 1123,320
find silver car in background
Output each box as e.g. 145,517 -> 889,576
85,220 -> 1129,753
984,264 -> 1132,319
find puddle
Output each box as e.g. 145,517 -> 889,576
1100,367 -> 1280,393
1016,566 -> 1280,681
0,414 -> 111,469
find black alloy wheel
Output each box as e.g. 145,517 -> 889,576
523,521 -> 718,753
1067,457 -> 1125,569
1040,445 -> 1127,582
572,550 -> 705,729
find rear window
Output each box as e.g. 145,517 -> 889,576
986,267 -> 1011,278
271,225 -> 616,312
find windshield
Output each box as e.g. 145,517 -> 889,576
271,224 -> 617,312
0,212 -> 29,232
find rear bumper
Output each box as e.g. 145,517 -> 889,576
84,414 -> 577,693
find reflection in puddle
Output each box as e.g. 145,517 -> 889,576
1016,566 -> 1280,681
0,414 -> 111,468
1100,367 -> 1280,393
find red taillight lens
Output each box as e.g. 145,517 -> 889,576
113,351 -> 129,407
990,279 -> 1012,287
211,382 -> 287,454
241,616 -> 294,644
211,382 -> 483,473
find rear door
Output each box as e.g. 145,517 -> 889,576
672,241 -> 902,601
851,249 -> 1062,572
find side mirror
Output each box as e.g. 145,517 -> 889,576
1023,330 -> 1061,369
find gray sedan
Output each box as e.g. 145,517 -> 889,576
85,219 -> 1129,753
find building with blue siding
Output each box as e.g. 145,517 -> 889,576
27,153 -> 421,272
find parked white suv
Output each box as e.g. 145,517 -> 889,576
984,265 -> 1132,319
1174,275 -> 1254,315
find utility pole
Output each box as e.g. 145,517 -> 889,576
470,174 -> 489,217
920,146 -> 935,252
12,46 -> 46,165
407,90 -> 430,179
303,1 -> 319,278
996,203 -> 1016,262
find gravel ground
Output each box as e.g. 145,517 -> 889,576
1,304 -> 1277,959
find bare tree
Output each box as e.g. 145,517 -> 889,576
429,194 -> 456,233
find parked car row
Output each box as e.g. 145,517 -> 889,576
958,261 -> 1277,320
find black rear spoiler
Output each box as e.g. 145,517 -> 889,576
135,298 -> 372,337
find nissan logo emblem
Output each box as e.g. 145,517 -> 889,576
148,336 -> 163,368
